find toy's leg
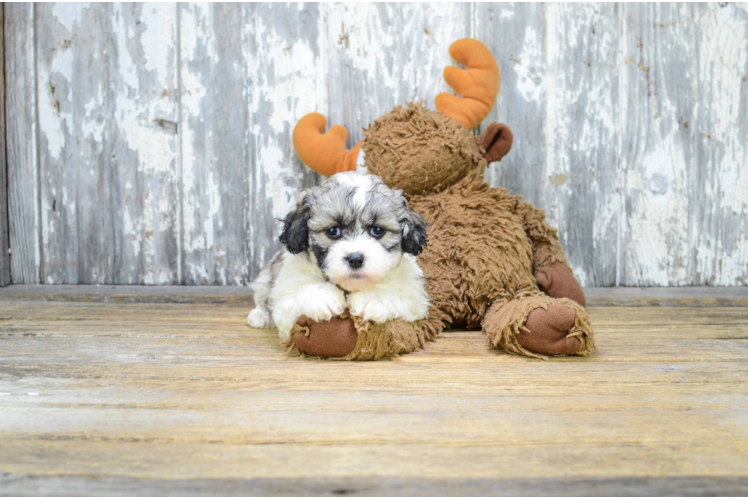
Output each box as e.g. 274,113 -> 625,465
483,294 -> 594,358
284,310 -> 443,361
535,262 -> 586,307
515,200 -> 586,307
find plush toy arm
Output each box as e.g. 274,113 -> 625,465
341,316 -> 440,361
514,200 -> 570,271
515,200 -> 586,307
285,312 -> 443,361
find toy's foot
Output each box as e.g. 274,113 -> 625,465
519,303 -> 580,355
535,263 -> 586,307
484,295 -> 594,358
293,315 -> 358,357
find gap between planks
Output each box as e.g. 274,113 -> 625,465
0,285 -> 746,306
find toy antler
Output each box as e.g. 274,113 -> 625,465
292,113 -> 362,177
435,39 -> 500,131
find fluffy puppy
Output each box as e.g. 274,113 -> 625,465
248,171 -> 430,340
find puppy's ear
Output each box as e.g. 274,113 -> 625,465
401,203 -> 428,256
279,192 -> 310,254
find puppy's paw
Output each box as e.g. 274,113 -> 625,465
347,294 -> 393,324
248,307 -> 270,328
273,284 -> 347,340
299,287 -> 347,323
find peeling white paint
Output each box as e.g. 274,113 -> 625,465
262,142 -> 295,220
51,3 -> 90,32
693,3 -> 748,285
514,26 -> 544,104
37,24 -> 76,162
626,143 -> 692,285
37,83 -> 70,162
8,3 -> 748,286
180,3 -> 208,258
139,4 -> 174,86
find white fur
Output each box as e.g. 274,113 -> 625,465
267,252 -> 347,340
334,170 -> 373,209
247,307 -> 271,329
346,254 -> 430,323
325,234 -> 399,292
355,148 -> 367,173
248,171 -> 429,342
247,261 -> 274,328
250,248 -> 429,340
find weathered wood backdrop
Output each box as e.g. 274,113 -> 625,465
4,3 -> 748,286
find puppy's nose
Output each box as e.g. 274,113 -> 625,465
345,253 -> 365,270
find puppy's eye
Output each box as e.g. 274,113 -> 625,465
325,226 -> 342,239
369,226 -> 385,239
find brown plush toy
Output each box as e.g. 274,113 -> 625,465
284,39 -> 594,360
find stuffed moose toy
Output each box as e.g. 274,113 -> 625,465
282,38 -> 594,360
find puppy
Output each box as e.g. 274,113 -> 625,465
247,171 -> 430,340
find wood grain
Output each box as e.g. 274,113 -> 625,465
479,4 -> 547,207
2,474 -> 748,496
0,298 -> 747,495
692,3 -> 748,286
0,4 -> 9,287
543,3 -> 621,286
34,4 -> 179,285
478,4 -> 622,286
3,3 -> 748,286
622,4 -> 697,286
179,4 -> 248,285
248,3 -> 324,281
324,3 -> 471,144
5,3 -> 40,284
2,284 -> 748,307
0,284 -> 254,304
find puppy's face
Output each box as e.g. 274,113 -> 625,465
279,172 -> 427,292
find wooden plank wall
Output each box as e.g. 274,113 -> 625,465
0,4 -> 10,286
4,3 -> 748,286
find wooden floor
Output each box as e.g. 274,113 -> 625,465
1,287 -> 747,496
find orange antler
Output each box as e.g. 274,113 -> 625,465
435,39 -> 500,130
292,113 -> 363,177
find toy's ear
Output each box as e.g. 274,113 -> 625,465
293,113 -> 363,177
478,122 -> 514,163
279,192 -> 311,254
401,203 -> 428,256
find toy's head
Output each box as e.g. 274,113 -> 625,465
293,39 -> 514,195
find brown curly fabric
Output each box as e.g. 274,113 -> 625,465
408,177 -> 594,357
282,151 -> 594,360
281,175 -> 594,360
363,102 -> 485,196
285,308 -> 444,361
285,94 -> 594,360
483,295 -> 594,359
411,176 -> 539,327
340,313 -> 443,361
